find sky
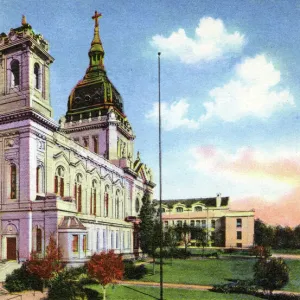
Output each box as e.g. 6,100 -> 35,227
1,0 -> 300,226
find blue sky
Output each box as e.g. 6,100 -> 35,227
2,0 -> 300,226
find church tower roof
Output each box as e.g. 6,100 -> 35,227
66,11 -> 123,122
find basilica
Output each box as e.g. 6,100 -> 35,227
0,13 -> 154,264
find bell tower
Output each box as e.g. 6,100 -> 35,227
0,16 -> 54,118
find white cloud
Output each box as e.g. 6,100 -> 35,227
145,98 -> 199,131
201,54 -> 294,122
151,17 -> 245,64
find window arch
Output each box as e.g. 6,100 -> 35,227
74,174 -> 83,213
176,207 -> 183,213
104,185 -> 109,217
11,60 -> 20,87
10,163 -> 17,199
36,165 -> 44,194
54,166 -> 64,197
34,63 -> 41,89
194,206 -> 202,212
90,179 -> 97,215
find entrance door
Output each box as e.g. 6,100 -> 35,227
7,237 -> 16,260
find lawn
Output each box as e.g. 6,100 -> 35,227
87,284 -> 261,300
134,258 -> 300,293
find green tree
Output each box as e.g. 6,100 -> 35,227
175,223 -> 191,253
192,226 -> 207,256
254,258 -> 289,296
164,226 -> 179,265
254,219 -> 274,247
139,193 -> 160,274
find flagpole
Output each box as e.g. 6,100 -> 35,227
158,51 -> 163,300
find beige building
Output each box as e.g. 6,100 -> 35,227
159,194 -> 255,248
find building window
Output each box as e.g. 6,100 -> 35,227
211,220 -> 216,229
201,220 -> 206,228
83,235 -> 87,252
104,185 -> 109,217
83,137 -> 89,149
176,207 -> 183,213
93,136 -> 98,154
54,166 -> 64,197
177,220 -> 183,227
36,228 -> 42,253
111,232 -> 114,249
196,220 -> 200,227
90,180 -> 97,215
115,190 -> 121,219
164,221 -> 168,228
36,165 -> 44,194
237,218 -> 242,228
72,235 -> 79,252
74,174 -> 83,212
194,206 -> 202,212
34,63 -> 41,89
116,232 -> 119,249
135,198 -> 140,213
237,243 -> 242,248
190,220 -> 195,227
237,231 -> 242,240
11,60 -> 20,87
10,164 -> 17,199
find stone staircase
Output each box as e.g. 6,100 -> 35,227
0,261 -> 21,283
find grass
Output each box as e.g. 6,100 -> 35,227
87,284 -> 261,299
134,258 -> 300,293
273,249 -> 300,255
141,258 -> 255,286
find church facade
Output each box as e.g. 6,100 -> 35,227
0,14 -> 154,264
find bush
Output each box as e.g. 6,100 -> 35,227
5,264 -> 43,292
254,258 -> 289,295
251,246 -> 272,258
212,280 -> 258,295
48,266 -> 98,300
124,261 -> 147,279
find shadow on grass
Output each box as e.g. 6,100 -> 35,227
123,285 -> 159,299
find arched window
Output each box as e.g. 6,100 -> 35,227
36,165 -> 44,194
176,207 -> 183,213
74,174 -> 83,212
115,190 -> 121,219
90,180 -> 97,215
194,206 -> 202,212
54,166 -> 64,197
10,164 -> 17,199
11,60 -> 20,87
36,228 -> 42,253
34,63 -> 41,89
135,198 -> 140,213
104,185 -> 109,217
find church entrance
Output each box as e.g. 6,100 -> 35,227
6,237 -> 16,260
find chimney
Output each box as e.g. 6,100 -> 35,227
216,193 -> 222,207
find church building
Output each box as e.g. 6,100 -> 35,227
0,13 -> 155,264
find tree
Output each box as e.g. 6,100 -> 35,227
253,258 -> 289,296
87,250 -> 124,300
192,226 -> 207,256
139,193 -> 160,274
164,226 -> 178,265
175,223 -> 191,253
25,234 -> 64,291
254,219 -> 274,247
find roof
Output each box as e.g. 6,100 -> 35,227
153,197 -> 229,208
58,216 -> 86,230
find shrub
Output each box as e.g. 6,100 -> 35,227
47,266 -> 98,300
5,264 -> 43,292
212,280 -> 258,295
254,258 -> 289,295
124,261 -> 147,279
251,246 -> 272,258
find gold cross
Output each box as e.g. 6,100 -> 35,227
92,10 -> 102,27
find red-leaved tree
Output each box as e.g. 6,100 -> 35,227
87,250 -> 124,300
26,234 -> 64,291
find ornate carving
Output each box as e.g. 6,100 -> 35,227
37,139 -> 45,151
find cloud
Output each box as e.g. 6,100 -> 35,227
145,98 -> 199,131
191,146 -> 300,198
232,190 -> 300,227
201,54 -> 294,122
151,17 -> 245,64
